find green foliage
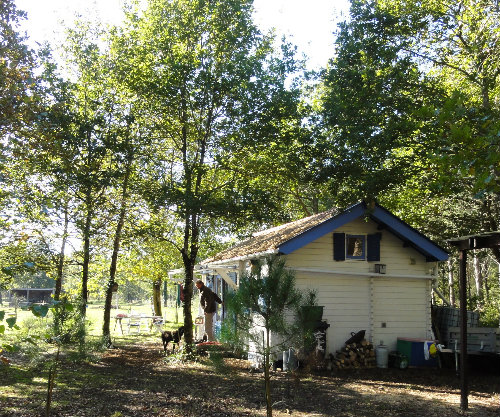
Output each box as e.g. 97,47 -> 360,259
0,309 -> 17,334
219,291 -> 248,355
0,0 -> 37,138
163,344 -> 200,365
0,309 -> 21,363
222,255 -> 305,417
226,255 -> 303,353
479,301 -> 500,327
108,0 -> 304,347
316,0 -> 441,205
49,298 -> 87,348
0,297 -> 88,370
317,0 -> 500,231
0,238 -> 55,288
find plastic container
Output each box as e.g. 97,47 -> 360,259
376,342 -> 389,368
301,306 -> 324,330
214,321 -> 221,339
389,351 -> 409,369
397,337 -> 438,367
283,348 -> 297,371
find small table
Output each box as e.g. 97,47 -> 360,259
113,314 -> 164,334
113,314 -> 128,334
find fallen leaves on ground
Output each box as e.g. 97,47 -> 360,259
1,341 -> 499,417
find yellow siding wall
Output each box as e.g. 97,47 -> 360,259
371,278 -> 431,350
295,272 -> 370,354
286,218 -> 431,275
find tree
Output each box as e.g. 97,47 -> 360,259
26,26 -> 122,316
0,0 -> 39,247
317,0 -> 500,323
364,0 -> 500,255
225,255 -> 303,417
101,113 -> 140,347
316,0 -> 446,206
0,0 -> 36,138
113,0 -> 302,345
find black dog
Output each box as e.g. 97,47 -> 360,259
161,326 -> 185,353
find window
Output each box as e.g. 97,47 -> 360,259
346,235 -> 365,259
333,232 -> 381,261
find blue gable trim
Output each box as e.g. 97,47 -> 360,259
277,201 -> 448,262
278,203 -> 366,255
370,205 -> 448,262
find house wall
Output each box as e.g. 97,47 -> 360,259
286,218 -> 432,276
294,272 -> 370,354
371,277 -> 431,348
286,217 -> 434,353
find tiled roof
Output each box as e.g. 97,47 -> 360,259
205,208 -> 339,262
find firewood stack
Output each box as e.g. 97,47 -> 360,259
330,339 -> 376,369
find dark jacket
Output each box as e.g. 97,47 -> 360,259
200,285 -> 222,314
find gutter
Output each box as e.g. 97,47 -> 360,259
203,248 -> 279,266
292,267 -> 436,280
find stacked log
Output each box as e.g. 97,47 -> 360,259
330,339 -> 376,369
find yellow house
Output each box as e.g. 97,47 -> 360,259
201,201 -> 449,354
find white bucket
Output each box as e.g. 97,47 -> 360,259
376,343 -> 388,368
282,348 -> 297,371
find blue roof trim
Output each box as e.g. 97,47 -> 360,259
370,205 -> 449,262
278,203 -> 366,255
278,201 -> 448,262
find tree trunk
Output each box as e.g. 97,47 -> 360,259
472,254 -> 484,308
81,196 -> 93,317
498,262 -> 500,289
264,325 -> 272,417
103,151 -> 132,347
153,279 -> 162,316
54,206 -> 69,301
182,258 -> 195,347
448,258 -> 455,306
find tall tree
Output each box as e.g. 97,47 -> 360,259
319,0 -> 500,239
0,0 -> 38,238
318,0 -> 500,319
113,0 -> 301,345
27,25 -> 121,316
362,0 -> 500,253
0,0 -> 35,138
101,112 -> 141,347
317,0 -> 444,205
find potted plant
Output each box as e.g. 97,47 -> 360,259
300,289 -> 323,325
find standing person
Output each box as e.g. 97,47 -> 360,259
195,279 -> 222,341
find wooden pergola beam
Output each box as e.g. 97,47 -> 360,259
447,231 -> 500,411
448,232 -> 500,251
458,249 -> 468,410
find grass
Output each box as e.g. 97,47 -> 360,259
1,299 -> 197,416
0,299 -> 196,368
85,300 -> 185,336
1,299 -> 188,333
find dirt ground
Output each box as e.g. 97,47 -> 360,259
1,341 -> 499,417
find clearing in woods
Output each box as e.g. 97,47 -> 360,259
1,340 -> 499,417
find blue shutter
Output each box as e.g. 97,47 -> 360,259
333,233 -> 345,261
367,233 -> 381,261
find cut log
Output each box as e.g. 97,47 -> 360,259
332,338 -> 378,370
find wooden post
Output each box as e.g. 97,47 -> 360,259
459,249 -> 468,410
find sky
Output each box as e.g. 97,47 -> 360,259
15,0 -> 351,70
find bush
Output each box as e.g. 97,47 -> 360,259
479,301 -> 500,327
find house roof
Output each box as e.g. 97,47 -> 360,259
206,201 -> 449,263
